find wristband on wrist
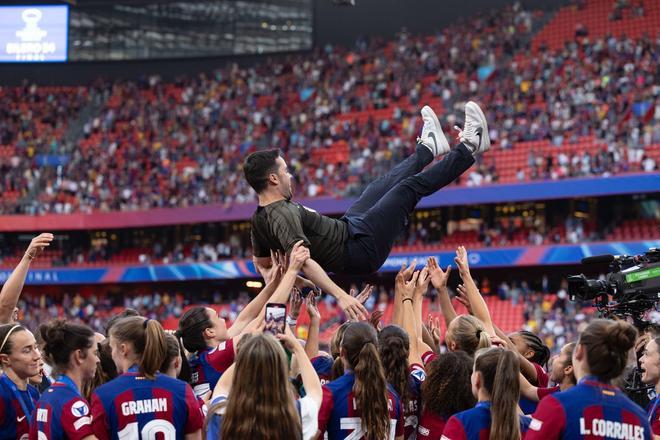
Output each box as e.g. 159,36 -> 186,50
402,298 -> 413,304
286,316 -> 298,326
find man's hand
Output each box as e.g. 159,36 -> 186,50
24,233 -> 54,260
428,257 -> 451,291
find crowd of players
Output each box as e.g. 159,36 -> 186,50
0,233 -> 658,439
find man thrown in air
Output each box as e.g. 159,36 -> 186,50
244,102 -> 490,319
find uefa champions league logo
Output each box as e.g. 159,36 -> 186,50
3,6 -> 66,61
15,8 -> 47,42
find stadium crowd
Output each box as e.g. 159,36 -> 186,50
0,233 -> 657,439
0,3 -> 657,215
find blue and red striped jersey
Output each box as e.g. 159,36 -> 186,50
30,377 -> 93,440
0,374 -> 39,440
441,401 -> 531,440
188,339 -> 235,397
317,372 -> 404,439
526,376 -> 651,440
90,371 -> 204,440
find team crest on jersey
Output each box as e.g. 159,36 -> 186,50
411,368 -> 426,382
71,400 -> 90,417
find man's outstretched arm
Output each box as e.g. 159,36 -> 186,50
302,257 -> 367,320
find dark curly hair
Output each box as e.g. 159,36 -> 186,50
422,351 -> 476,419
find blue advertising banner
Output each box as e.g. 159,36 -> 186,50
1,240 -> 658,285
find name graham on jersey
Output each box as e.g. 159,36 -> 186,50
121,398 -> 168,416
580,417 -> 645,440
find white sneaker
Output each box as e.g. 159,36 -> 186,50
417,105 -> 450,157
460,101 -> 490,155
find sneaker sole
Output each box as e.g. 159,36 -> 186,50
422,105 -> 450,156
466,101 -> 490,153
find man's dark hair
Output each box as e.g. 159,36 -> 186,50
243,149 -> 281,194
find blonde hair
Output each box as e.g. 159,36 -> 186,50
447,315 -> 491,355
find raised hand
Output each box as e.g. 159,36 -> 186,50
454,246 -> 471,277
305,292 -> 321,322
426,314 -> 442,348
455,284 -> 474,315
401,270 -> 420,300
25,233 -> 54,260
414,267 -> 431,299
288,288 -> 303,320
369,310 -> 384,331
350,284 -> 373,305
338,293 -> 368,321
427,256 -> 451,290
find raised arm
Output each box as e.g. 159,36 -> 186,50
492,324 -> 539,382
227,258 -> 284,338
211,363 -> 236,400
398,270 -> 423,366
412,267 -> 433,356
277,326 -> 323,408
301,258 -> 366,320
427,257 -> 456,328
393,262 -> 415,326
453,246 -> 496,337
0,233 -> 53,324
304,293 -> 321,360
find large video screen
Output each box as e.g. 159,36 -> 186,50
0,5 -> 68,62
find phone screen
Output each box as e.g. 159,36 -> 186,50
264,303 -> 286,335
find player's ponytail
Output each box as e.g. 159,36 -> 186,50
474,347 -> 521,440
517,330 -> 551,368
342,322 -> 389,440
110,316 -> 167,380
448,315 -> 492,355
177,306 -> 213,353
378,325 -> 410,407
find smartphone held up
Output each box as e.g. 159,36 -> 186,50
264,302 -> 286,335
